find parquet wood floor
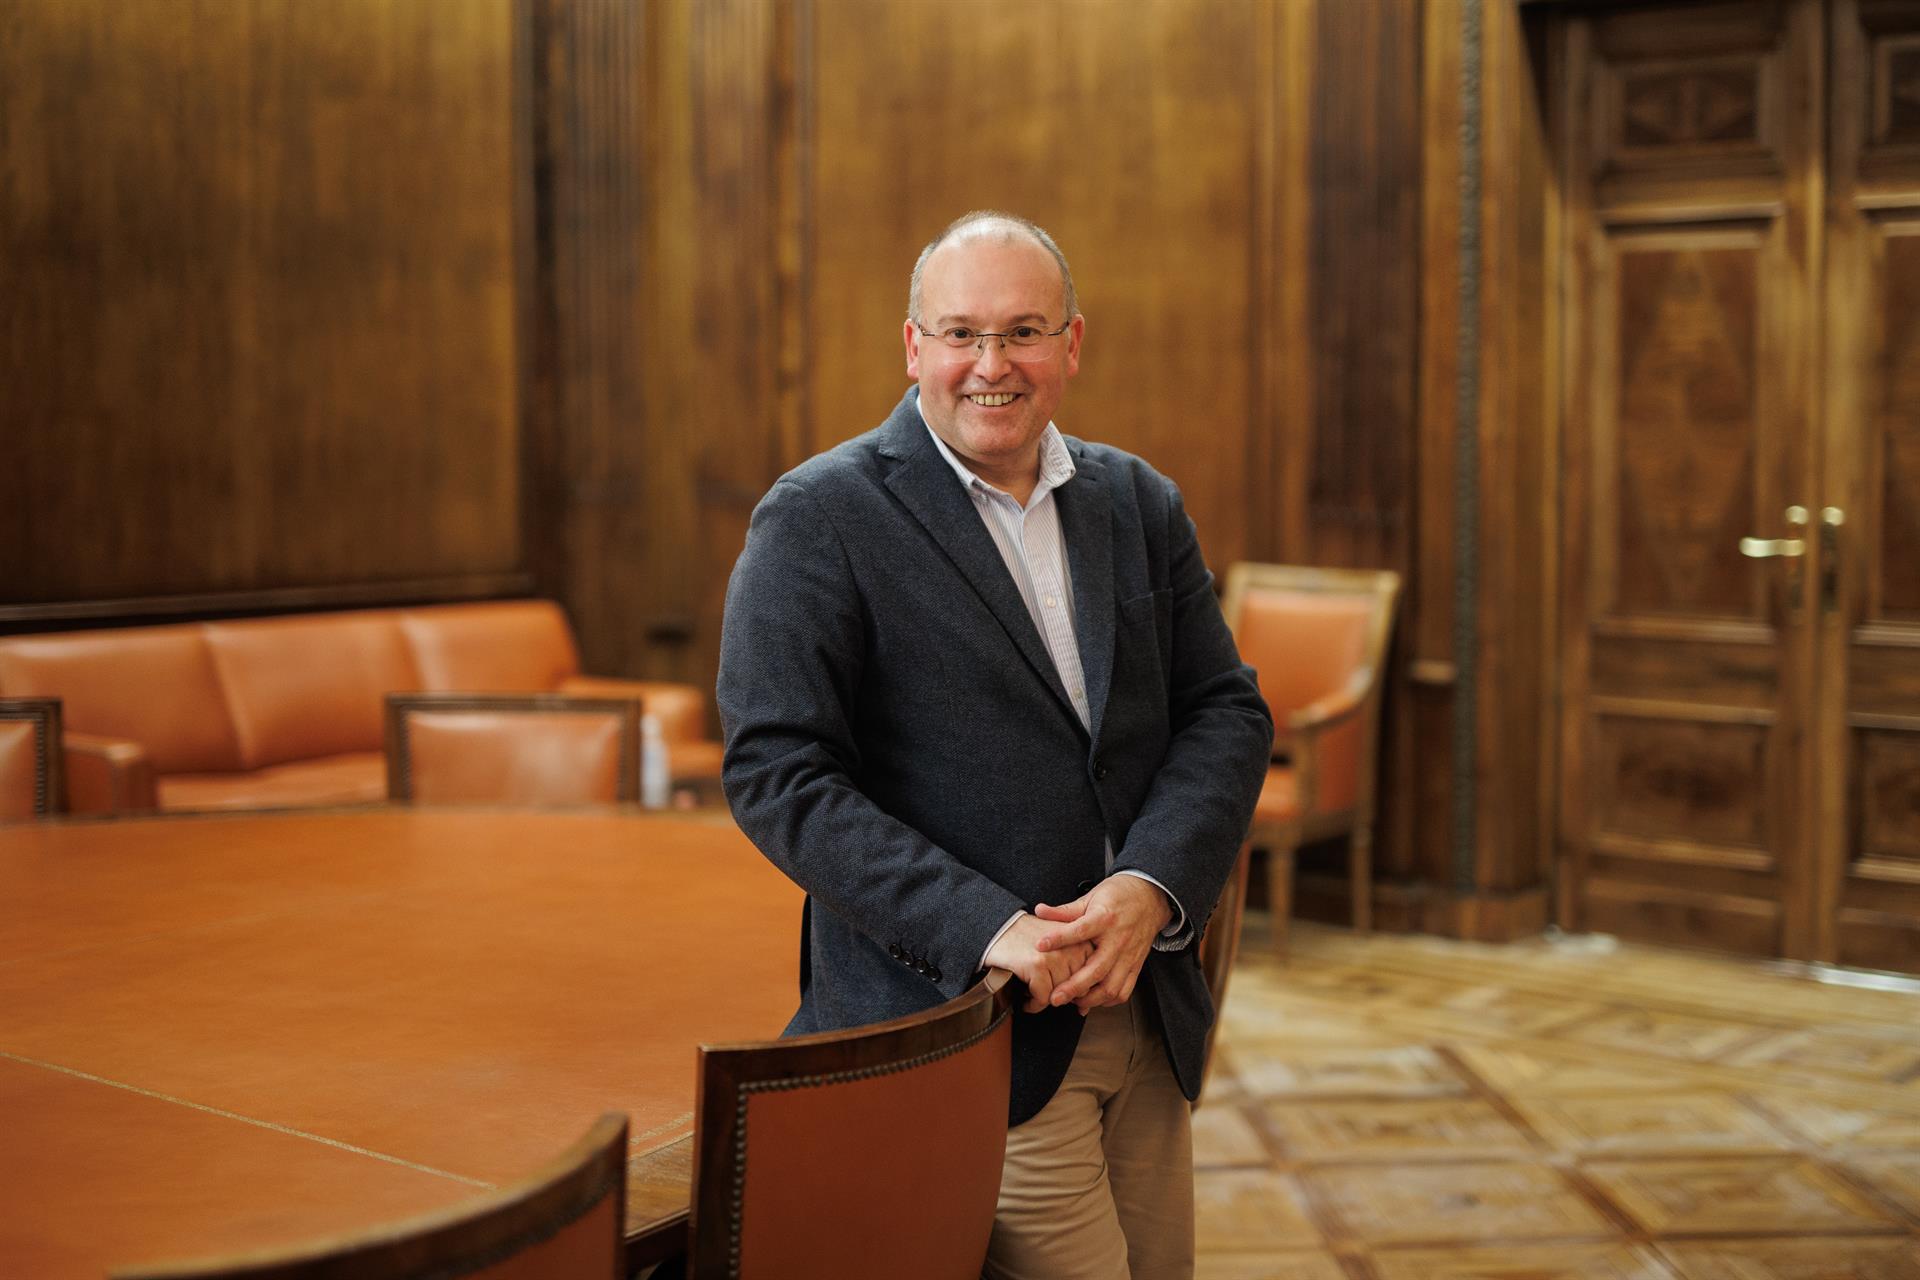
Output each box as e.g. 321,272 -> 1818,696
1197,923 -> 1920,1279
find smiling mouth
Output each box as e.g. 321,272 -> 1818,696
966,393 -> 1019,407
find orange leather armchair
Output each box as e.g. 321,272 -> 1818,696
115,1113 -> 626,1279
385,693 -> 643,807
0,697 -> 64,821
687,970 -> 1014,1280
0,600 -> 720,816
1223,564 -> 1400,951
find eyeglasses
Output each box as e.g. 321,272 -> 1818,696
914,320 -> 1072,357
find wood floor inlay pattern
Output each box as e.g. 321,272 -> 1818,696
1198,923 -> 1920,1277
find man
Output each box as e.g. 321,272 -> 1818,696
718,211 -> 1272,1278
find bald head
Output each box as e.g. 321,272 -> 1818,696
908,211 -> 1078,326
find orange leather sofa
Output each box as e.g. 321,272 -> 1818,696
0,600 -> 720,816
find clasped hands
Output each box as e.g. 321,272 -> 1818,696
984,875 -> 1173,1015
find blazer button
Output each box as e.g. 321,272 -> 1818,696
927,965 -> 942,983
888,943 -> 903,960
1093,761 -> 1110,781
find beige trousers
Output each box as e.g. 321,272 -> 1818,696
982,997 -> 1195,1280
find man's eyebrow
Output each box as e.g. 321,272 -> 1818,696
928,310 -> 1053,326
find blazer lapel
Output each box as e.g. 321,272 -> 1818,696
877,396 -> 1081,725
1055,445 -> 1116,743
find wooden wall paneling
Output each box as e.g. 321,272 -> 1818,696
1,0 -> 525,618
801,0 -> 1264,573
803,0 -> 1057,462
1280,0 -> 1425,928
528,0 -> 651,676
1396,0 -> 1555,942
1412,0 -> 1468,905
1303,0 -> 1420,577
1268,0 -> 1316,566
1473,0 -> 1554,916
533,0 -> 786,718
1822,0 -> 1920,973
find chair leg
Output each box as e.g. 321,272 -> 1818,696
1268,837 -> 1297,962
1350,824 -> 1373,934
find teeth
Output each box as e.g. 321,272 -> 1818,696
968,393 -> 1016,406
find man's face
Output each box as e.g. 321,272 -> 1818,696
904,232 -> 1084,489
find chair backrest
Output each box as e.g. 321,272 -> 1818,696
689,971 -> 1015,1280
114,1113 -> 628,1280
385,694 -> 642,806
0,697 -> 63,820
1221,563 -> 1401,815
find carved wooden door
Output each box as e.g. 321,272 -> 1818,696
1819,0 -> 1920,972
1557,1 -> 1828,962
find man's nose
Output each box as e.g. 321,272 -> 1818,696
970,337 -> 1014,377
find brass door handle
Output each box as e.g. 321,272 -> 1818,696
1740,504 -> 1808,558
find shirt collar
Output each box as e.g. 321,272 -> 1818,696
916,400 -> 1076,506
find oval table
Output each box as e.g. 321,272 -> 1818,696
0,808 -> 802,1278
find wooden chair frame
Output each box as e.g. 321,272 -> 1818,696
687,970 -> 1015,1280
1196,839 -> 1252,1094
115,1113 -> 628,1280
0,696 -> 65,817
1222,563 -> 1401,941
383,692 -> 643,805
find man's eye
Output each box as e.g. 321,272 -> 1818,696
942,328 -> 978,344
1008,326 -> 1043,341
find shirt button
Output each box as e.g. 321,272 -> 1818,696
1045,595 -> 1058,608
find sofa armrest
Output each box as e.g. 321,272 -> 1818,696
64,733 -> 159,816
557,676 -> 709,744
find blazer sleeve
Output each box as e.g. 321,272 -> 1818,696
717,478 -> 1028,998
1107,478 -> 1274,945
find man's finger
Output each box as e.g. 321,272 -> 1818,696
1032,896 -> 1088,923
1035,905 -> 1114,951
1050,951 -> 1115,1005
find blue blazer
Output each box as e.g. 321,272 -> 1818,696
718,389 -> 1273,1124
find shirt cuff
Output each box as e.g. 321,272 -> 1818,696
979,910 -> 1028,972
1114,869 -> 1192,951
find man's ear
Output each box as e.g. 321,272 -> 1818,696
1063,314 -> 1085,378
904,319 -> 922,379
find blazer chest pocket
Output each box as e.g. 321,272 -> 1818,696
1118,588 -> 1173,666
1120,588 -> 1171,627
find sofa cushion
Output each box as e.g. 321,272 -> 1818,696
204,612 -> 419,770
157,752 -> 386,812
0,629 -> 241,774
399,601 -> 580,692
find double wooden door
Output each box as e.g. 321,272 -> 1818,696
1557,0 -> 1920,973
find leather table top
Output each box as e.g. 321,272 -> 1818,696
0,809 -> 801,1278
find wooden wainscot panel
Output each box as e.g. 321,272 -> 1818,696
1590,635 -> 1779,707
1863,216 -> 1920,622
1851,726 -> 1920,868
1594,222 -> 1778,624
1847,647 -> 1920,714
1582,874 -> 1782,958
1588,0 -> 1791,206
1592,711 -> 1775,858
